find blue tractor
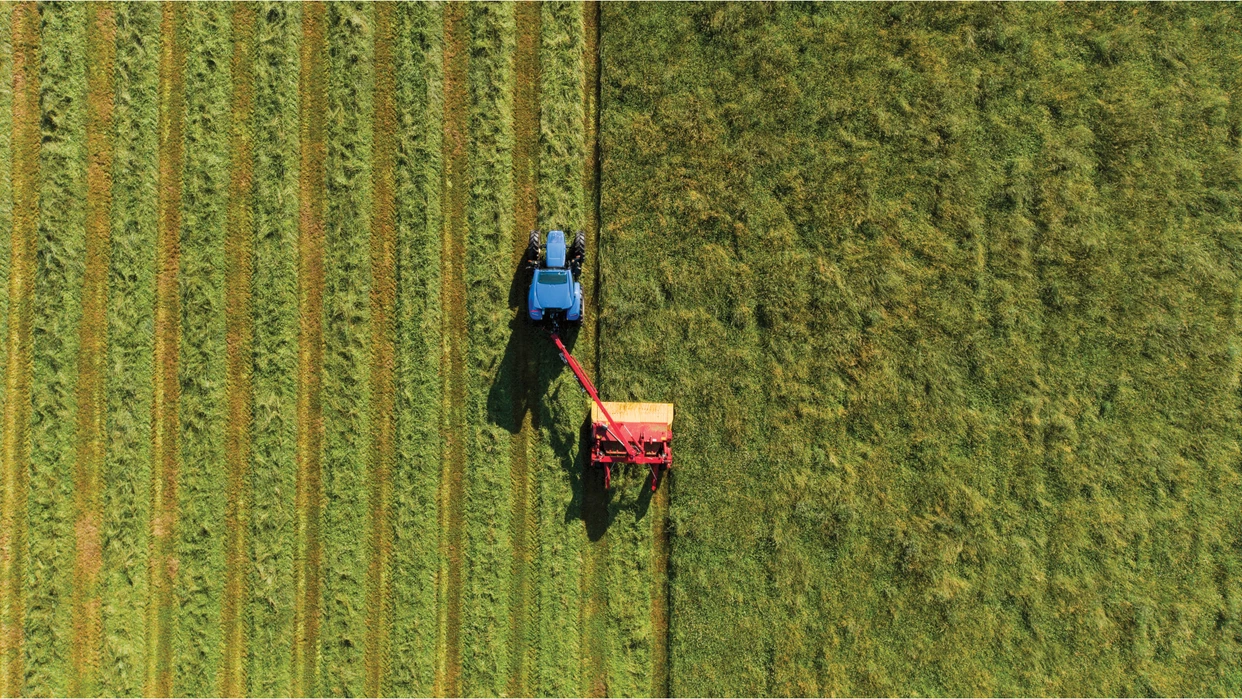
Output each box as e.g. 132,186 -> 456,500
526,229 -> 585,328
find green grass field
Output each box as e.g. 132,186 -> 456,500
0,2 -> 1240,697
602,3 -> 1242,695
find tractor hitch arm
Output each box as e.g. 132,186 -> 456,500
547,332 -> 641,461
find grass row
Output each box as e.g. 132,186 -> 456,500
506,2 -> 539,695
70,4 -> 115,695
603,4 -> 1242,695
247,2 -> 301,694
0,3 -> 38,695
437,4 -> 468,693
173,4 -> 232,694
0,2 -> 14,688
533,3 -> 588,696
101,2 -> 159,694
27,4 -> 88,693
461,3 -> 516,695
363,3 -> 396,694
291,3 -> 326,693
388,3 -> 444,695
318,3 -> 374,695
219,3 -> 256,694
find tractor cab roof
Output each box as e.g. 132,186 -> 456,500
545,230 -> 567,268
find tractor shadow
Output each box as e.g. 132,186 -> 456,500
486,254 -> 658,541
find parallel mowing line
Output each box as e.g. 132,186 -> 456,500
389,4 -> 443,693
219,3 -> 256,696
175,5 -> 232,692
291,3 -> 327,695
101,4 -> 159,693
144,3 -> 185,695
579,3 -> 608,696
462,3 -> 516,694
437,3 -> 469,695
320,3 -> 374,694
364,3 -> 397,695
70,4 -> 116,696
508,3 -> 540,696
0,4 -> 39,695
29,4 -> 87,693
247,3 -> 301,694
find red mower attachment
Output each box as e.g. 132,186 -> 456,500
548,332 -> 673,491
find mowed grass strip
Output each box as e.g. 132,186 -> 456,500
291,3 -> 326,694
462,3 -> 516,695
69,4 -> 115,695
388,3 -> 443,694
248,2 -> 301,694
578,2 -> 606,695
144,3 -> 184,695
28,4 -> 88,693
533,2 -> 585,695
174,4 -> 232,693
0,4 -> 38,695
507,2 -> 539,695
436,4 -> 468,695
364,2 -> 396,694
101,3 -> 159,692
319,3 -> 374,695
219,3 -> 256,695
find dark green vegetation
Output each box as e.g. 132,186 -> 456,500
3,2 -> 1241,697
603,3 -> 1242,695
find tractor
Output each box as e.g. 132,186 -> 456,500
525,229 -> 673,490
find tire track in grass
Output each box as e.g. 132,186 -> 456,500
508,3 -> 540,696
579,2 -> 607,695
0,4 -> 38,695
436,4 -> 468,694
28,4 -> 87,693
462,4 -> 516,695
534,3 -> 586,695
175,5 -> 232,693
651,484 -> 671,697
70,5 -> 115,695
319,3 -> 373,695
364,3 -> 395,694
389,4 -> 443,694
219,4 -> 255,695
248,3 -> 301,694
291,3 -> 326,694
101,4 -> 158,693
144,3 -> 184,694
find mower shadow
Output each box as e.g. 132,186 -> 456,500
487,254 -> 650,541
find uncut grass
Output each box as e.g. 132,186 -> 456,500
173,5 -> 232,693
247,2 -> 301,694
100,3 -> 159,693
602,4 -> 1242,695
461,3 -> 515,695
319,3 -> 374,694
387,3 -> 443,694
533,3 -> 588,696
27,5 -> 87,693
